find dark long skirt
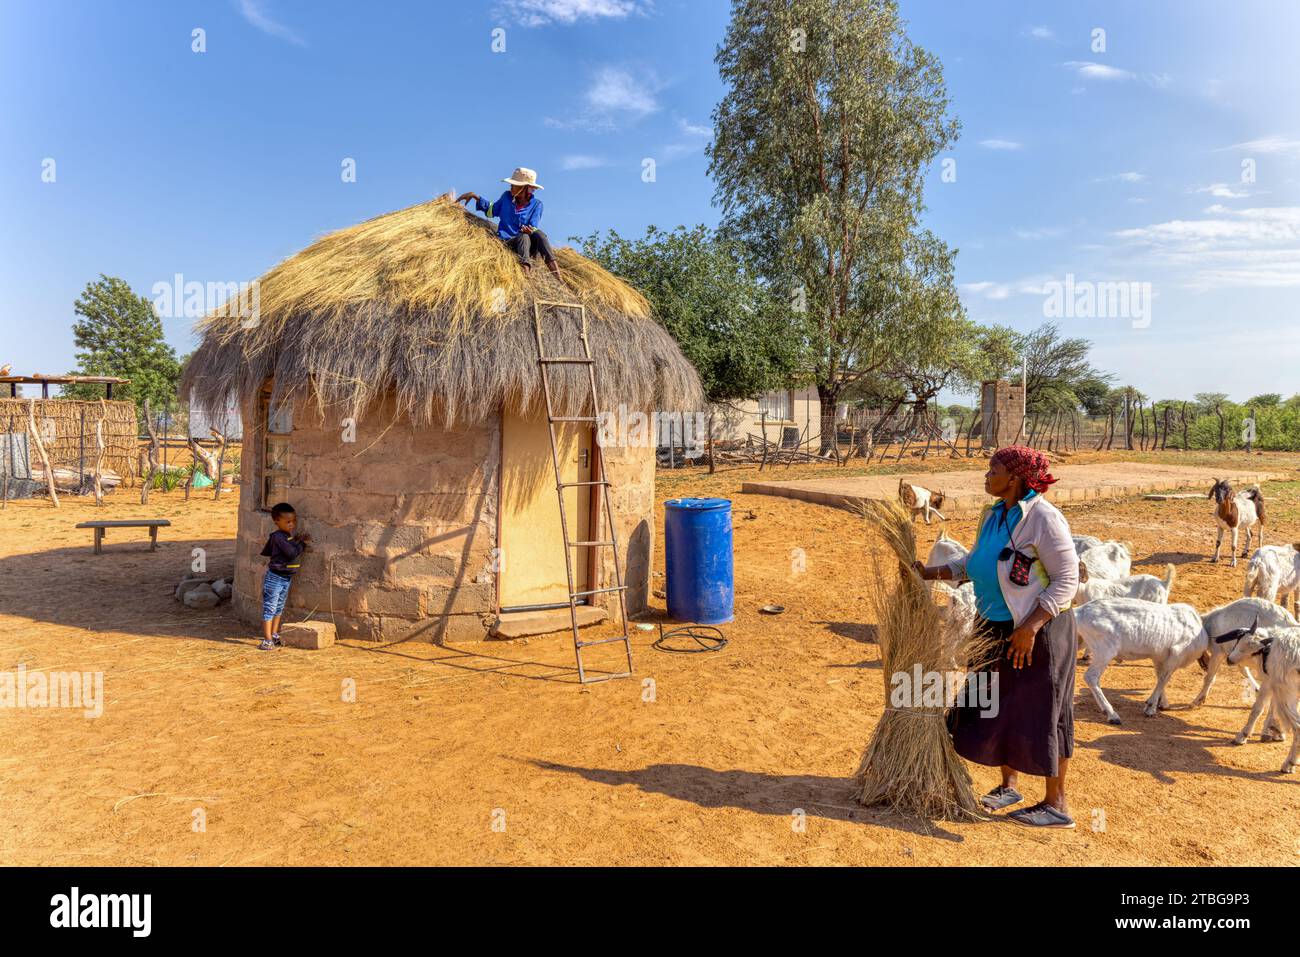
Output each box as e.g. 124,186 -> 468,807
947,609 -> 1076,777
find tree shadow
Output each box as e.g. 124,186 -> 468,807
528,759 -> 972,841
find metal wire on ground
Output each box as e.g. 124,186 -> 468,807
652,623 -> 728,653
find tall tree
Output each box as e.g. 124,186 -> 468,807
1019,322 -> 1108,411
63,275 -> 181,413
708,0 -> 960,413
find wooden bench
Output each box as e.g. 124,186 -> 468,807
75,519 -> 171,554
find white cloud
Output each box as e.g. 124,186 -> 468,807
560,155 -> 608,170
1096,171 -> 1146,184
1064,61 -> 1170,87
677,117 -> 713,137
980,138 -> 1022,151
1014,226 -> 1065,241
500,0 -> 646,27
1113,205 -> 1300,289
960,275 -> 1054,300
1194,183 -> 1250,199
1024,25 -> 1054,40
544,66 -> 662,131
238,0 -> 306,46
1221,136 -> 1300,158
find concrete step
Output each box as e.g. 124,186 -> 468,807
491,605 -> 608,639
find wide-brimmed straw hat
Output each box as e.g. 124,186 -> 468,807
502,166 -> 544,190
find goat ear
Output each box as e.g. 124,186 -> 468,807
1077,561 -> 1090,582
1250,615 -> 1258,634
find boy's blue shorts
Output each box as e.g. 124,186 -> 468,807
262,570 -> 292,621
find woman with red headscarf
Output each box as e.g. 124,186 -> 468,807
912,446 -> 1080,828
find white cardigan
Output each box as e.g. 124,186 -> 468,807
944,492 -> 1079,627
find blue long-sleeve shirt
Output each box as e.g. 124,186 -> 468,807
474,190 -> 543,240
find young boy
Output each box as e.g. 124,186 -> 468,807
258,502 -> 311,650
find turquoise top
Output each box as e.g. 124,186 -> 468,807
965,490 -> 1037,622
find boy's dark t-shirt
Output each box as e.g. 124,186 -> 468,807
260,530 -> 305,577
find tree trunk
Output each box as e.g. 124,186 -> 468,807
1215,403 -> 1225,452
141,397 -> 160,504
92,399 -> 106,506
28,400 -> 59,508
1180,402 -> 1189,450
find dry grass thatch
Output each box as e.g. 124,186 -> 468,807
852,501 -> 1001,822
182,198 -> 703,426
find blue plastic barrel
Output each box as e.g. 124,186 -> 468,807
664,497 -> 734,625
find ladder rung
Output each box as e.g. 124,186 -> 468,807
576,670 -> 633,683
577,636 -> 633,649
571,585 -> 626,598
539,357 -> 594,364
568,540 -> 614,547
550,415 -> 598,422
559,480 -> 609,488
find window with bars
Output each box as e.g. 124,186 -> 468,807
756,391 -> 793,422
258,383 -> 292,509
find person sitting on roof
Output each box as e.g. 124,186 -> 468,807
456,167 -> 561,278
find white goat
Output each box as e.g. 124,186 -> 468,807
1075,598 -> 1208,724
1078,541 -> 1133,580
1242,544 -> 1300,615
899,479 -> 947,524
1220,624 -> 1300,772
1074,563 -> 1174,605
1072,534 -> 1103,555
1209,478 -> 1265,566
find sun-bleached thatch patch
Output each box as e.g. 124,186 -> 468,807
182,198 -> 702,426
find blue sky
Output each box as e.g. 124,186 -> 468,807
2,0 -> 1298,402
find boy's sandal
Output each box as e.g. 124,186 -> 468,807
1008,802 -> 1075,829
980,785 -> 1024,811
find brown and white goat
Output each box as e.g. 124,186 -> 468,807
899,478 -> 946,524
1209,479 -> 1264,566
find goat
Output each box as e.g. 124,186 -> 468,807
1193,596 -> 1294,739
1075,598 -> 1209,724
1074,562 -> 1174,605
1209,478 -> 1264,566
1078,541 -> 1133,580
899,478 -> 947,524
1241,543 -> 1300,616
1072,534 -> 1103,555
1217,623 -> 1300,772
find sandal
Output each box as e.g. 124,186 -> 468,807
980,785 -> 1024,811
1008,801 -> 1076,829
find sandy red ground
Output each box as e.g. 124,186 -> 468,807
2,450 -> 1299,865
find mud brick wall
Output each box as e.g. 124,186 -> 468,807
231,390 -> 655,641
231,394 -> 500,643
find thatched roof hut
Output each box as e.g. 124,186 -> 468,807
184,198 -> 702,646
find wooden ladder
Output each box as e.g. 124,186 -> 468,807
530,298 -> 634,684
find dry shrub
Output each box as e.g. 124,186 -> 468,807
852,501 -> 1000,822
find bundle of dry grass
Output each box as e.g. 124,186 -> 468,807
852,501 -> 999,821
183,198 -> 702,427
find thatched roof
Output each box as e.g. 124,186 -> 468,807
182,198 -> 702,426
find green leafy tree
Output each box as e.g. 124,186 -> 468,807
708,0 -> 960,414
63,275 -> 181,413
576,225 -> 803,402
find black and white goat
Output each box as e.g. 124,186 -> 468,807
1214,620 -> 1300,772
1209,478 -> 1265,566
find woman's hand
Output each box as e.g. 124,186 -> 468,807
1005,606 -> 1053,669
1006,624 -> 1036,669
903,560 -> 929,580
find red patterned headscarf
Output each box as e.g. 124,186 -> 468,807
990,445 -> 1057,494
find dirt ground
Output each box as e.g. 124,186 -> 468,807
3,450 -> 1299,866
